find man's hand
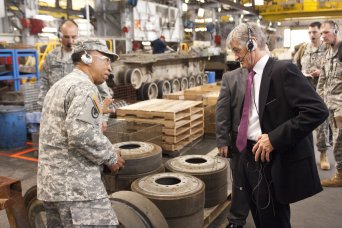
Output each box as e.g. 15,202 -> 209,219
310,69 -> 320,78
102,97 -> 115,114
217,146 -> 229,158
102,121 -> 108,132
252,134 -> 274,162
109,150 -> 125,173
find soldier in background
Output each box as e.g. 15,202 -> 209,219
37,20 -> 113,130
37,39 -> 125,226
293,22 -> 331,170
317,20 -> 342,187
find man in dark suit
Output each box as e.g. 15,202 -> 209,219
219,23 -> 329,228
216,68 -> 250,228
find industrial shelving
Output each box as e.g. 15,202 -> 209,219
0,49 -> 40,91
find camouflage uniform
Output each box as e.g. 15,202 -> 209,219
43,199 -> 117,228
297,43 -> 331,153
317,41 -> 342,171
37,46 -> 112,107
37,68 -> 118,226
299,42 -> 327,88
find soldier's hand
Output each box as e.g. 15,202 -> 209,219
310,69 -> 320,78
109,151 -> 125,173
102,121 -> 108,132
102,97 -> 115,114
217,146 -> 229,158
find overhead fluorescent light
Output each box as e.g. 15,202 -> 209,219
198,8 -> 205,17
255,0 -> 264,5
182,3 -> 188,12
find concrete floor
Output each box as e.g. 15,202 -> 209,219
1,134 -> 342,228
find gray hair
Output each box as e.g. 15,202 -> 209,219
226,23 -> 267,51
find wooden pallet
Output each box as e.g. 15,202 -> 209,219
163,84 -> 220,134
117,99 -> 204,152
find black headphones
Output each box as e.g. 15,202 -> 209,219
80,41 -> 93,65
246,24 -> 256,52
58,19 -> 78,39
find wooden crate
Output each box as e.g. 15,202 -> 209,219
163,84 -> 220,133
117,99 -> 204,153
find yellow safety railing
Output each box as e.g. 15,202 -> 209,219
36,41 -> 60,71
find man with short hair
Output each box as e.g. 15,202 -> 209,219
317,20 -> 342,187
216,67 -> 250,228
224,23 -> 328,227
294,21 -> 331,170
37,39 -> 125,227
37,20 -> 112,127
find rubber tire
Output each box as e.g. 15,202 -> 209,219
205,183 -> 228,208
109,191 -> 169,228
125,68 -> 143,89
24,185 -> 38,209
166,208 -> 203,228
157,80 -> 172,98
112,141 -> 162,175
188,76 -> 196,88
104,165 -> 165,193
131,172 -> 205,218
142,82 -> 158,100
180,77 -> 189,91
170,78 -> 181,92
23,185 -> 46,228
165,155 -> 228,208
196,74 -> 203,86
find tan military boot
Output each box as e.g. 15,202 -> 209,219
319,151 -> 330,170
321,170 -> 342,187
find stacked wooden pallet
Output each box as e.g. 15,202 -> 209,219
116,99 -> 204,153
164,83 -> 220,134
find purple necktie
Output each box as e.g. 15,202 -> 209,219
236,70 -> 255,152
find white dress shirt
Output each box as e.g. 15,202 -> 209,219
247,54 -> 270,141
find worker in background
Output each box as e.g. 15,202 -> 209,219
216,66 -> 250,228
293,21 -> 331,170
37,20 -> 113,130
37,39 -> 125,227
151,35 -> 175,54
317,20 -> 342,187
225,22 -> 328,228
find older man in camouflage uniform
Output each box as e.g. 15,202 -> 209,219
37,20 -> 112,131
294,21 -> 331,170
37,39 -> 125,227
317,20 -> 342,187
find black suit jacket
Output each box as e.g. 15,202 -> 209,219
216,68 -> 248,149
259,58 -> 329,204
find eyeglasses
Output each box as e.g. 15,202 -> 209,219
92,55 -> 111,64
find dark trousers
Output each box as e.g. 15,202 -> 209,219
228,150 -> 250,226
240,142 -> 291,228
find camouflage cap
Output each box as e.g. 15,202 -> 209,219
73,39 -> 119,62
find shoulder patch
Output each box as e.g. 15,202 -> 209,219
76,96 -> 101,125
92,95 -> 103,115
